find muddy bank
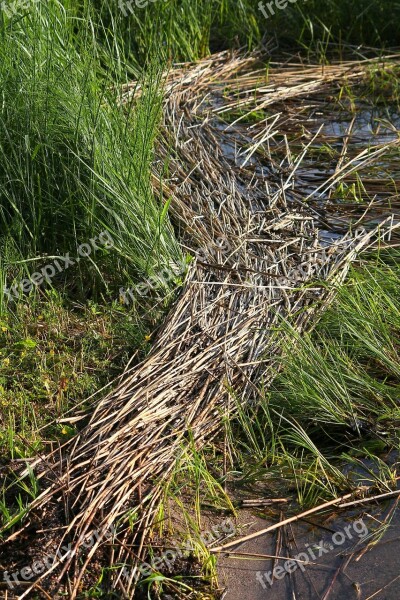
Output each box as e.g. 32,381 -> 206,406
218,501 -> 400,599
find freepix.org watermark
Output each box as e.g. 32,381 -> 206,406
4,230 -> 114,302
258,0 -> 306,19
119,258 -> 186,306
118,0 -> 168,17
119,518 -> 236,584
256,518 -> 368,589
3,523 -> 117,589
0,0 -> 38,18
119,236 -> 231,306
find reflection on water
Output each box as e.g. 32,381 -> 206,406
215,84 -> 400,600
322,107 -> 400,145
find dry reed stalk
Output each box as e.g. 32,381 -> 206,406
3,50 -> 400,599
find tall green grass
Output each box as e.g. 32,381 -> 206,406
1,0 -> 397,304
272,253 -> 400,432
87,0 -> 260,64
87,0 -> 400,67
227,252 -> 400,504
0,1 -> 181,303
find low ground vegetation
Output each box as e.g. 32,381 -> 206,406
0,1 -> 399,598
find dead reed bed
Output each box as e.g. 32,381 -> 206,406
2,50 -> 400,598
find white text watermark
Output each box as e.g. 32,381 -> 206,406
256,518 -> 368,589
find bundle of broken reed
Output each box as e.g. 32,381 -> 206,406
3,50 -> 400,599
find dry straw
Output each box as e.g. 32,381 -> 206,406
4,50 -> 400,598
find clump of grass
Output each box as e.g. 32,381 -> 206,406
361,65 -> 400,107
0,0 -> 181,304
227,252 -> 400,505
90,0 -> 261,64
94,0 -> 400,65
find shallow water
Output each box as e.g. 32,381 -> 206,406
321,106 -> 400,145
216,87 -> 400,600
219,498 -> 400,600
